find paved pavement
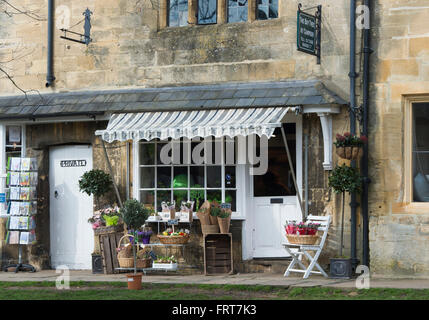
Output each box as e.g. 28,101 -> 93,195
1,270 -> 429,289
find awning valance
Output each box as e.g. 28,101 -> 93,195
95,107 -> 293,142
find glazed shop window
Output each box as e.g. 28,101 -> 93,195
198,0 -> 217,24
139,137 -> 237,212
412,103 -> 429,202
5,125 -> 23,160
228,0 -> 248,23
168,0 -> 188,27
257,0 -> 278,20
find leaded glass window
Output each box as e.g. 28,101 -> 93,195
168,0 -> 188,27
198,0 -> 217,25
228,0 -> 248,23
257,0 -> 278,20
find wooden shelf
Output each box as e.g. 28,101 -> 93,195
203,233 -> 233,275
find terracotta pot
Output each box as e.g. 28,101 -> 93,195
126,273 -> 142,290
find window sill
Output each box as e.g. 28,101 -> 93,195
392,202 -> 429,214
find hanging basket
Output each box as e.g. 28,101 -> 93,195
336,146 -> 363,160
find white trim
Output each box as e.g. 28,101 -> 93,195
318,113 -> 333,171
133,139 -> 140,201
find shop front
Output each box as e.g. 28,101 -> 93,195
0,80 -> 346,271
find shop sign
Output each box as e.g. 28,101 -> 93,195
0,193 -> 5,203
60,160 -> 87,167
297,4 -> 321,64
168,219 -> 179,225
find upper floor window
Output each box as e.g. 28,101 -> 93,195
412,103 -> 429,202
257,0 -> 278,20
198,0 -> 217,24
168,0 -> 188,27
228,0 -> 248,23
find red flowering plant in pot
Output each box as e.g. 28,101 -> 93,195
334,132 -> 368,160
284,220 -> 321,244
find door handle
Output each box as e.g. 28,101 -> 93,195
54,190 -> 58,199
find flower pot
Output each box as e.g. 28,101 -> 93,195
126,273 -> 142,290
141,235 -> 151,244
217,216 -> 231,234
329,258 -> 353,279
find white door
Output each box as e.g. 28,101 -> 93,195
49,145 -> 93,269
251,121 -> 302,258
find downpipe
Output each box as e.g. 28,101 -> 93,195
46,0 -> 55,87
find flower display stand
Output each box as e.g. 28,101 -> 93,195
203,233 -> 233,275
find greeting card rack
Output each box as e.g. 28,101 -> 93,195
3,157 -> 38,273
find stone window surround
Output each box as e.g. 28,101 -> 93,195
159,0 -> 281,28
400,95 -> 429,213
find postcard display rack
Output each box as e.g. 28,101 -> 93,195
3,157 -> 38,272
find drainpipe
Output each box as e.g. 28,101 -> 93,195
349,0 -> 359,269
46,0 -> 55,87
361,0 -> 372,268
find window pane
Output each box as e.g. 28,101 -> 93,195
190,166 -> 204,188
157,190 -> 171,211
173,166 -> 188,188
140,190 -> 155,210
174,190 -> 188,210
140,143 -> 155,165
157,167 -> 171,188
207,166 -> 221,188
225,166 -> 236,188
207,190 -> 221,203
191,140 -> 204,164
198,0 -> 217,24
157,142 -> 169,165
225,190 -> 236,212
140,167 -> 155,188
257,0 -> 277,20
190,189 -> 205,210
6,126 -> 22,145
169,0 -> 188,27
412,103 -> 429,202
228,0 -> 248,23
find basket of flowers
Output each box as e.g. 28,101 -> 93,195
285,221 -> 321,245
116,234 -> 152,268
334,133 -> 367,160
89,206 -> 124,235
157,228 -> 190,244
152,255 -> 178,270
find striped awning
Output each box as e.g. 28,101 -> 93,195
95,107 -> 293,142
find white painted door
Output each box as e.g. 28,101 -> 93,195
251,121 -> 302,258
49,145 -> 93,269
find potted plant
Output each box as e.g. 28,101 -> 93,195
180,200 -> 194,222
152,255 -> 178,270
334,132 -> 368,160
78,169 -> 112,209
217,204 -> 232,234
158,228 -> 190,244
284,220 -> 321,245
161,200 -> 176,220
120,199 -> 151,289
209,203 -> 221,225
137,225 -> 153,244
328,163 -> 362,278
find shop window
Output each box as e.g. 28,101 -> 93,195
198,0 -> 217,24
257,0 -> 278,20
139,137 -> 237,212
168,0 -> 188,27
5,125 -> 23,160
412,103 -> 429,202
228,0 -> 248,23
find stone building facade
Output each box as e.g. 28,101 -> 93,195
1,0 -> 425,277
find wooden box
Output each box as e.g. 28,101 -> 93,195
98,231 -> 124,274
203,233 -> 233,275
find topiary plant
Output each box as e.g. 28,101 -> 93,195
79,169 -> 112,209
121,199 -> 150,230
328,164 -> 362,257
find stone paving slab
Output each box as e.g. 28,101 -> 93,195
1,270 -> 429,289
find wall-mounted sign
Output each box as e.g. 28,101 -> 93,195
0,193 -> 5,203
297,3 -> 322,64
60,160 -> 87,167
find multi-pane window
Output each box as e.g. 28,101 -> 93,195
228,0 -> 248,23
257,0 -> 278,20
198,0 -> 217,24
139,137 -> 237,212
412,103 -> 429,202
168,0 -> 188,27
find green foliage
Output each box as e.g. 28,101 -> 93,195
78,169 -> 112,198
218,208 -> 231,219
334,133 -> 368,148
328,164 -> 362,194
210,206 -> 221,217
121,199 -> 150,230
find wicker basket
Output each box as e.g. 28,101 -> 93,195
157,234 -> 190,244
94,223 -> 124,235
286,234 -> 319,245
117,234 -> 152,268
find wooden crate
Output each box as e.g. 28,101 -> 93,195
98,231 -> 124,274
203,233 -> 233,275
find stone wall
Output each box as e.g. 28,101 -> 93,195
368,1 -> 429,277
